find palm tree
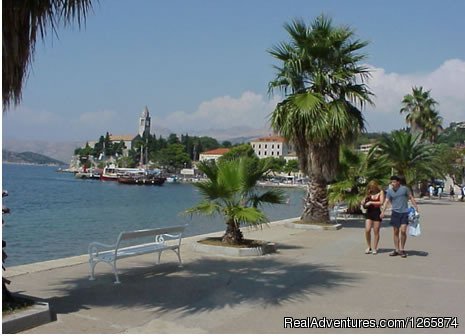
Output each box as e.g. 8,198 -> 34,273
268,15 -> 374,223
186,158 -> 286,244
421,109 -> 443,143
400,86 -> 440,137
328,146 -> 390,213
370,130 -> 444,190
3,0 -> 95,110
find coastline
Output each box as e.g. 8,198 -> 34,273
2,161 -> 67,168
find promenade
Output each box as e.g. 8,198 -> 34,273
6,199 -> 465,333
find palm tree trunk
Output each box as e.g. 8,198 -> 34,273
300,175 -> 330,223
222,219 -> 244,244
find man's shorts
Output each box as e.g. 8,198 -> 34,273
390,211 -> 409,228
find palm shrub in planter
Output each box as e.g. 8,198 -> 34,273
186,157 -> 286,245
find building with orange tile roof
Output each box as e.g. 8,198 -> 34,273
199,148 -> 230,162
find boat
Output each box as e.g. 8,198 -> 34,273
165,175 -> 179,183
117,175 -> 166,186
100,166 -> 145,181
75,168 -> 102,180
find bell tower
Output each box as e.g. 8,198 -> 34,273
138,106 -> 151,137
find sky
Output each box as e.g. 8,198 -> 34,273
3,0 -> 465,142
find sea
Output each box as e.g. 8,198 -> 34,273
2,163 -> 305,267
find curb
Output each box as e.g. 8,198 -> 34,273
192,241 -> 277,257
2,295 -> 54,333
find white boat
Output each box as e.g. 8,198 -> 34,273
100,166 -> 146,181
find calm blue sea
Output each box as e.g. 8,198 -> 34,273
2,164 -> 305,266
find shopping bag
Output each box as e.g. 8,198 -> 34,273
408,215 -> 421,237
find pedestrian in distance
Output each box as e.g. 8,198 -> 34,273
428,185 -> 434,200
461,185 -> 465,202
449,185 -> 455,201
437,185 -> 443,199
381,175 -> 419,258
361,180 -> 385,255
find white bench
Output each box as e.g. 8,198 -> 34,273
88,225 -> 187,284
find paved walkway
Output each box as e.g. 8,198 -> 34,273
6,199 -> 465,333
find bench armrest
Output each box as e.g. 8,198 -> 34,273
88,242 -> 116,256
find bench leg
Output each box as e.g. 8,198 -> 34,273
112,262 -> 121,284
89,259 -> 97,280
157,251 -> 162,264
174,248 -> 182,266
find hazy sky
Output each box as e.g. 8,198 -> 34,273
3,0 -> 465,142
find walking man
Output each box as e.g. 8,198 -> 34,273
381,176 -> 419,258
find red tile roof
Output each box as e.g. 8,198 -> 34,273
252,136 -> 286,142
201,148 -> 230,155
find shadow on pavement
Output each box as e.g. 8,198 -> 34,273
46,257 -> 359,317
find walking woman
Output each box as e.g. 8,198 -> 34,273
362,180 -> 385,255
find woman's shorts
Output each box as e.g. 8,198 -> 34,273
390,211 -> 409,228
365,207 -> 381,221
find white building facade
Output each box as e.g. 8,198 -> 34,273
250,136 -> 296,161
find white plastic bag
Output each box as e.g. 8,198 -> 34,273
408,215 -> 421,237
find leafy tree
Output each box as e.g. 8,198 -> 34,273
186,158 -> 286,244
221,141 -> 233,148
268,15 -> 373,223
260,157 -> 286,175
283,159 -> 299,175
167,133 -> 180,145
218,144 -> 257,163
158,143 -> 191,171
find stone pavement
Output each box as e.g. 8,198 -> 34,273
5,199 -> 465,333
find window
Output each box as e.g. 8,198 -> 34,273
272,151 -> 274,156
258,151 -> 261,155
259,144 -> 261,149
272,144 -> 274,149
277,144 -> 280,149
264,151 -> 267,156
265,144 -> 268,149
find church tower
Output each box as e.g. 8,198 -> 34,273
138,106 -> 151,137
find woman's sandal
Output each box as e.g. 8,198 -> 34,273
389,250 -> 400,256
400,250 -> 407,258
365,248 -> 372,254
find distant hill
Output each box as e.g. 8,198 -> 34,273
2,138 -> 82,163
2,150 -> 66,166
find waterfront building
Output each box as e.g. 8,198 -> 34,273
250,136 -> 297,161
198,148 -> 230,162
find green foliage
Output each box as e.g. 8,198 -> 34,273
371,130 -> 444,186
218,144 -> 257,163
283,159 -> 299,175
157,143 -> 191,171
400,86 -> 443,142
437,123 -> 465,147
268,15 -> 373,180
261,157 -> 286,175
186,158 -> 286,244
328,146 -> 390,211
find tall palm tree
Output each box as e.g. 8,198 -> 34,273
186,158 -> 286,244
3,0 -> 94,110
400,86 -> 440,137
370,130 -> 444,189
268,15 -> 374,223
421,109 -> 443,143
